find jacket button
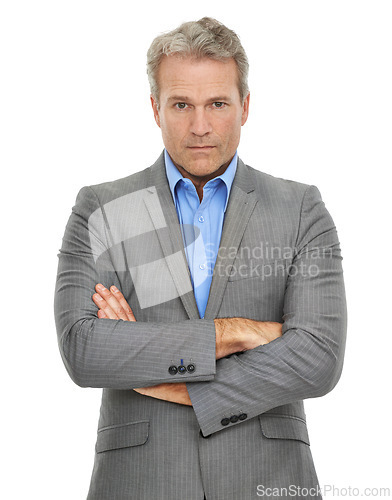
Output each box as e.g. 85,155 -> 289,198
239,413 -> 248,421
168,365 -> 178,375
187,363 -> 196,373
221,418 -> 230,426
230,415 -> 239,423
178,365 -> 187,374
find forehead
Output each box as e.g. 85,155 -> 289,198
157,56 -> 240,101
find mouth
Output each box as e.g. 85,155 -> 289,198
187,146 -> 215,151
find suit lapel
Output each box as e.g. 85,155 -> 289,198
144,153 -> 257,321
145,153 -> 200,320
204,158 -> 258,320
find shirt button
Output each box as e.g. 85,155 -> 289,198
199,264 -> 206,270
198,215 -> 205,223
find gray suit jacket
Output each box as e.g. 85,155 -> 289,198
54,152 -> 347,499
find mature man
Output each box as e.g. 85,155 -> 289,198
55,17 -> 347,500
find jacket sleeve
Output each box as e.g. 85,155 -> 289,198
187,185 -> 347,436
54,186 -> 216,389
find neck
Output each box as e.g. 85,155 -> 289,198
173,159 -> 232,202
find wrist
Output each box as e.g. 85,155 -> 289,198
214,318 -> 245,359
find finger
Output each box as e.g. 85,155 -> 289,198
133,386 -> 158,398
97,309 -> 108,319
109,285 -> 136,321
95,284 -> 130,321
92,292 -> 119,319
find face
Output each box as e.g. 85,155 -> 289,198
151,56 -> 250,181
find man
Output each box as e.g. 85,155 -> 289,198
55,17 -> 347,500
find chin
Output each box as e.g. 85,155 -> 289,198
188,162 -> 219,178
186,155 -> 220,174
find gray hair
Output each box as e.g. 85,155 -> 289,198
147,17 -> 249,104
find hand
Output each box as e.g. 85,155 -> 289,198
135,383 -> 192,406
92,284 -> 136,321
92,284 -> 191,405
214,317 -> 283,359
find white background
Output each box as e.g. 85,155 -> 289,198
1,1 -> 391,498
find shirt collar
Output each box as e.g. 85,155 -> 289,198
164,149 -> 238,212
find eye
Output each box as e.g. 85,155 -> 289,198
212,102 -> 226,109
175,103 -> 188,110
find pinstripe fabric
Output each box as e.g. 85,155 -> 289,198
54,152 -> 346,499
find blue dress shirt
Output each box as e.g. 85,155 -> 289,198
164,149 -> 237,318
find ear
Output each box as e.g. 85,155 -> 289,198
241,92 -> 250,126
150,95 -> 161,128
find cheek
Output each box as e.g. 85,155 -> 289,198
218,119 -> 241,145
162,117 -> 188,144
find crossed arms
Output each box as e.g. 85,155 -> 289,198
92,283 -> 283,406
54,183 -> 347,435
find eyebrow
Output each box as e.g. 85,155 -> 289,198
166,95 -> 232,104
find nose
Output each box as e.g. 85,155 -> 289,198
189,108 -> 213,137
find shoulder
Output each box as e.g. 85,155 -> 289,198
85,167 -> 152,205
241,162 -> 336,247
244,163 -> 335,238
242,162 -> 315,208
74,152 -> 166,210
239,162 -> 330,233
71,154 -> 164,220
